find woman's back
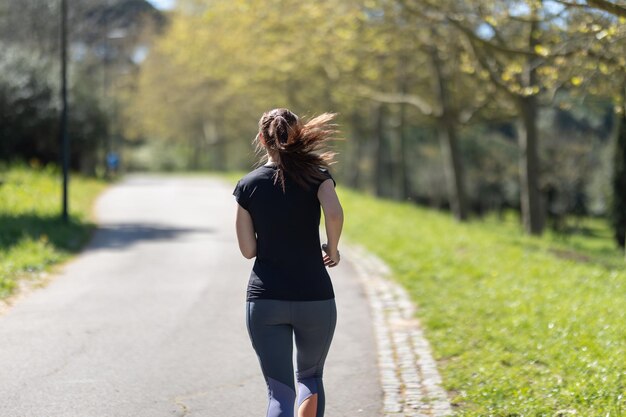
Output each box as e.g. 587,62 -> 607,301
234,164 -> 335,301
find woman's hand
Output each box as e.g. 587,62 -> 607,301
322,243 -> 340,268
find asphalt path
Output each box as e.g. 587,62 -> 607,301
0,174 -> 383,417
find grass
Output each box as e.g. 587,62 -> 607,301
337,188 -> 625,417
0,165 -> 108,299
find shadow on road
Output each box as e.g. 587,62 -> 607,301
87,223 -> 216,251
0,213 -> 93,253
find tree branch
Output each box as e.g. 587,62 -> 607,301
355,86 -> 436,116
458,98 -> 490,124
461,35 -> 517,97
587,0 -> 626,18
586,49 -> 626,72
444,14 -> 542,58
555,0 -> 626,17
552,0 -> 590,10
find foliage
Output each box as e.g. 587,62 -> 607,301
336,185 -> 626,416
0,0 -> 163,174
123,0 -> 370,170
125,0 -> 621,236
0,44 -> 112,173
0,44 -> 60,163
0,164 -> 107,299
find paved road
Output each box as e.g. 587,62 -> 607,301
0,175 -> 382,417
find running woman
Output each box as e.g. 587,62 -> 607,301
233,108 -> 344,417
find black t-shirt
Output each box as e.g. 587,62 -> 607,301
233,164 -> 336,301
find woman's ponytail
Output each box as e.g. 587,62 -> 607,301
269,116 -> 290,147
256,108 -> 338,192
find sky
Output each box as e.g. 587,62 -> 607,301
147,0 -> 176,10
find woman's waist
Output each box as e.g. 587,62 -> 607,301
253,256 -> 326,272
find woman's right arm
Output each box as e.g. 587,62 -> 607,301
235,204 -> 257,259
318,178 -> 343,267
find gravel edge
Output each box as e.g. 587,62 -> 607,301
344,244 -> 454,417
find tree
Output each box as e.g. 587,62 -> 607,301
554,0 -> 626,249
611,98 -> 626,249
443,1 -> 553,235
354,1 -> 488,219
0,0 -> 163,172
122,0 -> 623,238
397,0 -> 624,234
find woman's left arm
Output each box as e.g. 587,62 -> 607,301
235,204 -> 257,259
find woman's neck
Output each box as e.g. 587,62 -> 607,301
266,153 -> 278,165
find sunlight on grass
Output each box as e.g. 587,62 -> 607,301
336,187 -> 626,416
0,165 -> 107,299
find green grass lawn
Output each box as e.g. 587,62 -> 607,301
0,165 -> 107,299
337,188 -> 625,417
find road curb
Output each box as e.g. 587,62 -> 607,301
344,245 -> 454,417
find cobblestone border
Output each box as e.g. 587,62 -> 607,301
344,245 -> 454,417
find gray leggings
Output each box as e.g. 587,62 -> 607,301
246,298 -> 337,417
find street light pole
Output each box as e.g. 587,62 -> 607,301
60,0 -> 69,222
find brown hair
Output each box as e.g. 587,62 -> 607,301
254,108 -> 338,191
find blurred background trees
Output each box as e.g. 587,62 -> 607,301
0,0 -> 164,174
1,0 -> 624,248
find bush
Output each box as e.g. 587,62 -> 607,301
0,42 -> 109,174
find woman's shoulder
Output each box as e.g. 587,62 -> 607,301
316,166 -> 336,187
238,165 -> 275,185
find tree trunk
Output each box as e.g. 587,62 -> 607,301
214,118 -> 226,171
346,110 -> 364,189
374,103 -> 388,197
398,101 -> 411,199
436,118 -> 468,220
394,48 -> 412,200
611,109 -> 626,249
516,96 -> 544,235
189,133 -> 201,170
203,119 -> 225,171
430,46 -> 468,221
516,11 -> 545,235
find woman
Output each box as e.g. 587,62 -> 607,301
233,108 -> 344,417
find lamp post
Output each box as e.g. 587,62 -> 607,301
59,0 -> 69,222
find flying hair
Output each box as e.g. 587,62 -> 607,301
254,108 -> 339,192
